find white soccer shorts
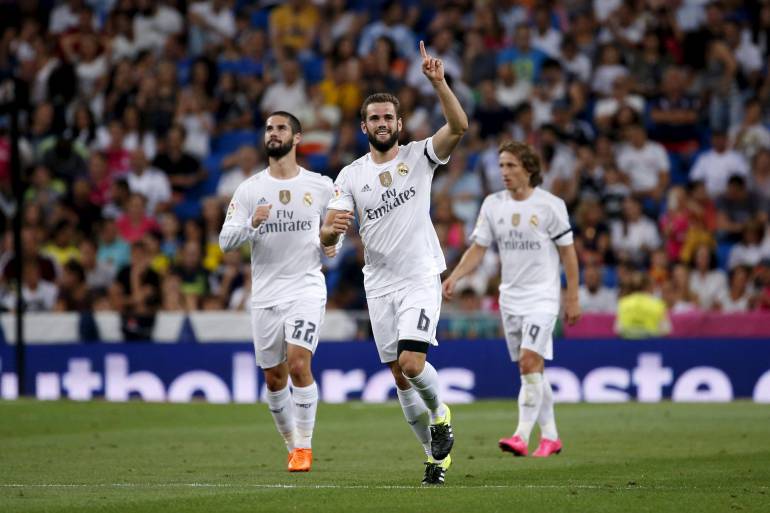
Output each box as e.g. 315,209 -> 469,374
500,309 -> 557,362
367,274 -> 442,363
250,297 -> 325,369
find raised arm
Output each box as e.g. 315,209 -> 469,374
219,196 -> 271,252
320,209 -> 355,248
419,40 -> 468,161
442,243 -> 488,300
557,243 -> 581,325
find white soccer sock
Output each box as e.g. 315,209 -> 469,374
397,387 -> 432,458
405,361 -> 446,422
265,384 -> 296,452
292,382 -> 318,449
537,374 -> 559,441
514,372 -> 544,443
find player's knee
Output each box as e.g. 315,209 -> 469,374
519,352 -> 542,374
264,371 -> 287,391
397,352 -> 425,378
398,355 -> 417,377
288,358 -> 311,382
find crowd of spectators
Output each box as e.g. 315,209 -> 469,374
1,0 -> 770,340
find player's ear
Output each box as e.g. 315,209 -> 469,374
293,131 -> 302,145
397,117 -> 403,132
360,120 -> 367,134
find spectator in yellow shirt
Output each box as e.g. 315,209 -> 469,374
615,272 -> 671,338
43,221 -> 81,267
269,0 -> 319,60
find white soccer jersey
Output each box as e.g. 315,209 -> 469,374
219,167 -> 334,308
328,137 -> 448,297
471,187 -> 573,315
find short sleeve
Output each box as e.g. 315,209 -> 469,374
327,167 -> 355,212
424,137 -> 450,168
548,198 -> 573,246
470,197 -> 494,247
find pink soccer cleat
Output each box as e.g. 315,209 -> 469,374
498,435 -> 528,457
532,438 -> 563,457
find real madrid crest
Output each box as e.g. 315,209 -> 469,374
512,213 -> 520,227
396,162 -> 409,176
379,171 -> 392,187
279,190 -> 291,204
530,214 -> 539,227
303,192 -> 313,207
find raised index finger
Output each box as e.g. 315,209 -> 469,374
419,40 -> 428,59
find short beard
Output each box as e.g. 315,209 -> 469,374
367,129 -> 399,153
265,140 -> 293,159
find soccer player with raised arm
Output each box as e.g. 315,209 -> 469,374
442,140 -> 581,458
219,112 -> 336,472
321,41 -> 468,485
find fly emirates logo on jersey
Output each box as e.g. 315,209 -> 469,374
364,185 -> 417,220
499,229 -> 542,251
256,209 -> 314,235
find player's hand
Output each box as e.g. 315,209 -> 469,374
322,244 -> 337,258
420,40 -> 444,83
564,297 -> 581,326
442,276 -> 457,301
251,204 -> 272,228
330,210 -> 355,235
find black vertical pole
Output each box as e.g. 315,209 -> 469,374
8,79 -> 24,396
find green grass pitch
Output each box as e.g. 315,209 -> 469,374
1,400 -> 769,512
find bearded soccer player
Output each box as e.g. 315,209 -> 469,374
321,41 -> 468,486
443,140 -> 581,458
219,112 -> 336,472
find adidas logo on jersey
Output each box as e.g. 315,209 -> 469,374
361,184 -> 371,192
258,197 -> 268,205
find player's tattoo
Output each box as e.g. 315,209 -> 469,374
417,308 -> 430,332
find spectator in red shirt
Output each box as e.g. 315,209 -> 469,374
660,186 -> 691,261
115,193 -> 159,243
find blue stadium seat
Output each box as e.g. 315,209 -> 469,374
249,8 -> 271,30
602,266 -> 618,288
199,166 -> 223,197
301,56 -> 326,85
716,241 -> 734,270
304,153 -> 329,175
212,130 -> 258,154
203,152 -> 224,178
668,152 -> 688,185
173,200 -> 202,221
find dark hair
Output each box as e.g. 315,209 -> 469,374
498,140 -> 543,187
267,111 -> 302,134
541,58 -> 562,72
64,260 -> 86,283
360,93 -> 400,121
727,174 -> 746,187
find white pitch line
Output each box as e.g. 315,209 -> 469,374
1,483 -> 767,491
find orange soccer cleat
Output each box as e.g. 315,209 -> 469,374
288,448 -> 312,472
